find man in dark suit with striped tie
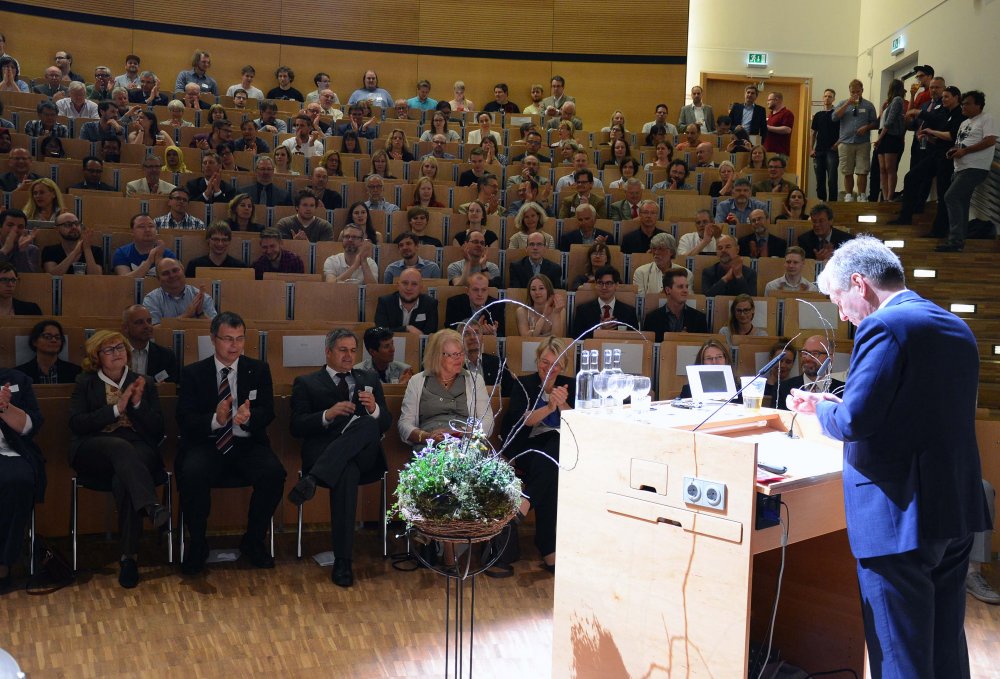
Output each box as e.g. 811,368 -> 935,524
176,311 -> 286,575
288,328 -> 391,587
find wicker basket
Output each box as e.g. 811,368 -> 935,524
406,508 -> 518,544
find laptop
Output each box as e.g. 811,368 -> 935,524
685,364 -> 737,403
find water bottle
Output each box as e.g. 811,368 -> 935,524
610,349 -> 623,375
576,349 -> 594,409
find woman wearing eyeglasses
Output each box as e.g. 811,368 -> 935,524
68,330 -> 168,589
719,294 -> 768,344
14,319 -> 81,384
398,328 -> 494,451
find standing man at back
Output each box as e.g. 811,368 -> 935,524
788,236 -> 990,678
832,79 -> 878,202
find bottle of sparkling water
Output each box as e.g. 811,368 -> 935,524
576,348 -> 594,409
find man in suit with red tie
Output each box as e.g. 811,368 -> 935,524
788,237 -> 990,678
176,312 -> 286,575
571,265 -> 638,340
288,329 -> 391,586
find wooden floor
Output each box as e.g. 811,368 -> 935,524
1,526 -> 999,678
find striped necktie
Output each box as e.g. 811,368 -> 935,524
216,366 -> 233,454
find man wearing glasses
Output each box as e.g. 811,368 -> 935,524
184,223 -> 245,277
289,328 -> 391,587
558,169 -> 606,219
176,312 -> 285,575
41,212 -> 103,275
86,66 -> 115,102
571,265 -> 638,340
446,230 -> 501,288
125,156 -> 176,197
0,261 -> 41,315
777,335 -> 844,410
322,225 -> 376,283
154,189 -> 205,230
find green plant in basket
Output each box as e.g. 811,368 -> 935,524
393,429 -> 521,535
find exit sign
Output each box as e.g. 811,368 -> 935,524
890,36 -> 905,55
746,52 -> 768,68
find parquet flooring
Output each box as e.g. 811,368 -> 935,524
1,528 -> 998,678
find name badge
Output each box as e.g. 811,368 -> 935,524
8,384 -> 19,393
154,370 -> 169,383
248,389 -> 258,401
415,314 -> 426,322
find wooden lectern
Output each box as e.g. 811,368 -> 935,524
552,404 -> 867,678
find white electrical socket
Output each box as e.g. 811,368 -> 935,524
683,476 -> 727,510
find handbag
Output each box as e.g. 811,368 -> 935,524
26,536 -> 75,595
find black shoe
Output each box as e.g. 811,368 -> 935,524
119,558 -> 139,588
332,558 -> 354,587
288,475 -> 317,506
146,504 -> 170,530
935,244 -> 964,253
181,540 -> 209,576
240,537 -> 275,569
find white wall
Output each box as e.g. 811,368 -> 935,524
685,0 -> 862,107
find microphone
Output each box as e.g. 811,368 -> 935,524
787,355 -> 833,438
692,336 -> 798,432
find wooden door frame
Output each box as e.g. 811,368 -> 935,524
702,72 -> 813,197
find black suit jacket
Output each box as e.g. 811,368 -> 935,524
509,256 -> 563,289
128,90 -> 169,107
0,368 -> 46,501
702,263 -> 757,297
176,356 -> 275,452
146,342 -> 180,384
289,367 -> 390,484
474,353 -> 513,397
572,298 -> 639,340
774,374 -> 846,411
728,103 -> 768,139
737,233 -> 788,259
558,228 -> 615,251
185,177 -> 236,203
15,358 -> 81,385
445,294 -> 505,337
642,305 -> 709,342
797,228 -> 853,260
374,292 -> 439,335
237,182 -> 291,207
12,299 -> 42,316
67,371 -> 164,463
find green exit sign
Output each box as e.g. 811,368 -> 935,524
890,36 -> 905,55
746,52 -> 768,68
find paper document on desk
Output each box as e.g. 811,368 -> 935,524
747,431 -> 843,480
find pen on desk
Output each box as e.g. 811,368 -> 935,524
758,462 -> 787,475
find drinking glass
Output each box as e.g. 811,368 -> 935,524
630,376 -> 652,419
592,372 -> 613,410
609,373 -> 634,411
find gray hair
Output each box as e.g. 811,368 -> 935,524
624,177 -> 644,190
325,328 -> 357,352
817,235 -> 905,295
575,202 -> 597,218
167,99 -> 184,112
67,81 -> 86,94
253,154 -> 274,170
140,70 -> 156,79
650,232 -> 677,252
638,199 -> 659,212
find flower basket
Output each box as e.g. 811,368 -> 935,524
393,430 -> 521,543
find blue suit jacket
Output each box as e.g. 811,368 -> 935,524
816,290 -> 990,559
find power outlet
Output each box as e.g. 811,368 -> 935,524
682,476 -> 727,510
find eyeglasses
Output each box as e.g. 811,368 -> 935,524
442,351 -> 464,359
99,343 -> 127,356
0,277 -> 18,285
39,333 -> 62,341
595,280 -> 616,288
342,235 -> 363,241
734,308 -> 754,315
214,335 -> 245,344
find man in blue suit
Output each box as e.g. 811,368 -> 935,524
788,236 -> 990,679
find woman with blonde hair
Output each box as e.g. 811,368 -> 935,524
385,128 -> 414,162
398,328 -> 494,449
601,110 -> 628,133
68,329 -> 167,589
161,145 -> 189,172
708,160 -> 737,198
678,339 -> 734,399
499,335 -> 574,575
162,100 -> 193,128
515,274 -> 567,337
411,176 -> 445,208
23,178 -> 64,221
419,156 -> 439,181
449,81 -> 474,113
369,149 -> 396,179
508,201 -> 554,249
226,193 -> 265,232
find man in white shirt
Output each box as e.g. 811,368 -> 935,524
322,225 -> 377,283
677,210 -> 720,257
281,115 -> 325,158
938,90 -> 998,252
632,233 -> 692,296
554,151 -> 605,193
141,258 -> 217,323
677,86 -> 715,132
764,246 -> 819,294
642,103 -> 679,135
363,174 -> 399,215
55,82 -> 98,119
126,156 -> 175,197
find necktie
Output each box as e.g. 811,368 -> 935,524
631,204 -> 638,219
757,239 -> 768,258
216,367 -> 233,454
335,372 -> 351,403
602,304 -> 611,321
